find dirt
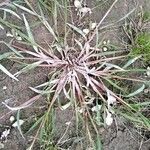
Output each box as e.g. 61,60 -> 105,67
0,0 -> 150,150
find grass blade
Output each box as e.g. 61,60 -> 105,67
123,56 -> 141,69
15,61 -> 43,76
13,3 -> 37,16
26,115 -> 44,134
22,14 -> 39,52
0,52 -> 14,60
0,8 -> 21,19
67,23 -> 86,38
16,110 -> 25,138
0,64 -> 18,81
126,84 -> 145,97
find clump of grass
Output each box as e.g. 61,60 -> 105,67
131,33 -> 150,62
0,0 -> 149,149
123,7 -> 150,63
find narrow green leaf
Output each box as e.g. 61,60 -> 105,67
104,78 -> 124,92
95,135 -> 102,150
0,8 -> 21,19
13,3 -> 37,16
118,112 -> 143,124
0,17 -> 21,29
2,42 -> 23,57
26,115 -> 44,134
123,56 -> 141,69
22,14 -> 39,52
67,23 -> 86,38
0,52 -> 14,61
29,87 -> 53,95
16,110 -> 24,138
40,17 -> 58,41
15,61 -> 43,76
0,64 -> 18,81
126,84 -> 145,97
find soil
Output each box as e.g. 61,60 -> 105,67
0,0 -> 150,150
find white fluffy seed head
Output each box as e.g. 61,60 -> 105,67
9,116 -> 15,123
103,40 -> 107,45
83,28 -> 90,35
91,22 -> 97,30
79,7 -> 92,15
103,46 -> 108,51
107,89 -> 117,109
74,0 -> 82,9
91,105 -> 101,112
146,66 -> 150,77
106,111 -> 113,126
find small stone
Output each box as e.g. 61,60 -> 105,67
2,86 -> 7,90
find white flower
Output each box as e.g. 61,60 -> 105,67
77,107 -> 84,113
91,22 -> 97,30
79,7 -> 92,16
83,28 -> 90,35
106,111 -> 113,126
12,120 -> 25,128
6,29 -> 22,41
6,32 -> 13,37
74,0 -> 82,9
103,40 -> 107,45
2,86 -> 7,90
9,116 -> 15,123
146,66 -> 150,77
65,121 -> 71,125
107,89 -> 116,109
16,36 -> 22,41
91,105 -> 101,112
103,46 -> 108,51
